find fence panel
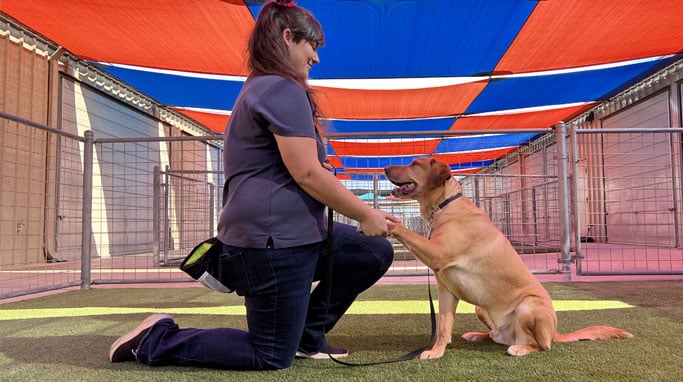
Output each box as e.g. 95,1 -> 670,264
573,127 -> 683,275
86,136 -> 223,285
6,120 -> 683,300
0,113 -> 84,299
158,169 -> 224,265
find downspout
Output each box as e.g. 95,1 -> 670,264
43,46 -> 65,262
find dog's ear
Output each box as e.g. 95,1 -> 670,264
427,158 -> 452,188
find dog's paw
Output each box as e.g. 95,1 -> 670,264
506,345 -> 538,356
420,348 -> 445,360
462,331 -> 489,342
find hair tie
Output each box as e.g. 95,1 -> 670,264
274,0 -> 297,8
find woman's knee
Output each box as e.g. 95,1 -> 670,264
253,349 -> 296,370
332,222 -> 394,270
371,237 -> 394,271
259,357 -> 294,370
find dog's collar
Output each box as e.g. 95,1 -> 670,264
429,192 -> 463,220
427,192 -> 463,239
437,192 -> 462,211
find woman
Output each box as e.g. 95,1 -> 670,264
109,0 -> 398,370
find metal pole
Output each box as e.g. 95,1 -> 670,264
80,130 -> 94,289
555,122 -> 572,281
209,182 -> 215,237
164,165 -> 171,265
569,122 -> 583,274
668,81 -> 682,248
372,173 -> 379,208
153,165 -> 160,267
531,187 -> 538,246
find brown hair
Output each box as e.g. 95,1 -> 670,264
248,1 -> 325,129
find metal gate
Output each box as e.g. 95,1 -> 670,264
571,126 -> 683,275
154,166 -> 224,266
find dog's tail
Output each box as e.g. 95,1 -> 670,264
554,326 -> 633,343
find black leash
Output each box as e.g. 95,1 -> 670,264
327,268 -> 437,366
322,201 -> 437,366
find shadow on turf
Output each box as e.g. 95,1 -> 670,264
0,333 -> 508,369
0,335 -> 119,368
335,334 -> 507,357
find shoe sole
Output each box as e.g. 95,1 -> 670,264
109,313 -> 173,362
295,351 -> 349,360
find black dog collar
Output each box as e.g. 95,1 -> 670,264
428,192 -> 463,238
437,192 -> 463,210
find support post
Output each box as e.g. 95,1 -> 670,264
80,130 -> 94,289
372,173 -> 379,208
209,182 -> 215,237
555,122 -> 572,281
569,122 -> 583,274
153,165 -> 160,267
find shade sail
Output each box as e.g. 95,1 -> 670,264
2,0 -> 682,179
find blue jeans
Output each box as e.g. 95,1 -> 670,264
136,222 -> 393,370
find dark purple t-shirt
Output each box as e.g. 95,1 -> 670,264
217,75 -> 327,248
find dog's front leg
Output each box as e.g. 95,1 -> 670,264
390,224 -> 445,271
421,280 -> 458,360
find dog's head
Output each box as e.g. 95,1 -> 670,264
384,158 -> 453,201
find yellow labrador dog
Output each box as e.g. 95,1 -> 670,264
384,158 -> 632,357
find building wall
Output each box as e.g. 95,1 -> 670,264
0,29 -> 51,264
1,24 -> 218,264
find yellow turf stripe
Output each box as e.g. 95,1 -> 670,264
0,300 -> 633,320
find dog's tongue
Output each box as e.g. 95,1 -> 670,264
392,183 -> 415,197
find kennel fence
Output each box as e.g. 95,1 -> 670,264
2,112 -> 683,300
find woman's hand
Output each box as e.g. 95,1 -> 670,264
357,209 -> 401,237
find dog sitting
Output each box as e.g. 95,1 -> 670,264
384,157 -> 632,357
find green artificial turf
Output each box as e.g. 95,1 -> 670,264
0,281 -> 681,382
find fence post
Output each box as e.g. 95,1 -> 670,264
555,122 -> 572,281
209,182 -> 215,237
569,122 -> 583,274
372,173 -> 379,208
80,130 -> 94,289
153,165 -> 160,267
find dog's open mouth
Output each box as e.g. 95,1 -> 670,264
391,182 -> 416,198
